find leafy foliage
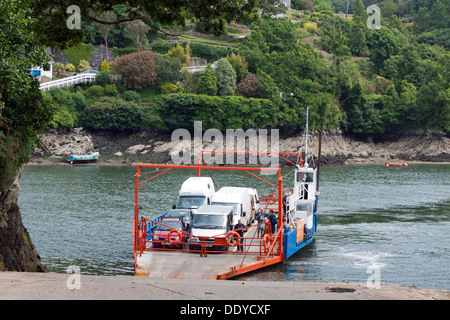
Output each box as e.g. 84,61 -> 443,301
80,97 -> 144,131
111,50 -> 157,89
154,94 -> 277,131
237,73 -> 260,98
197,65 -> 218,96
215,58 -> 237,96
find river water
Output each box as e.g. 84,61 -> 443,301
18,164 -> 450,290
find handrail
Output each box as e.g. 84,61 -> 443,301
264,223 -> 283,261
39,73 -> 97,91
137,216 -> 275,256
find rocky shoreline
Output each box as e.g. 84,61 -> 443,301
30,128 -> 450,166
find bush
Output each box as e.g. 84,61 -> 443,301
104,84 -> 118,96
122,90 -> 141,104
160,82 -> 180,94
53,62 -> 65,77
155,55 -> 182,86
153,94 -> 277,130
80,97 -> 144,131
100,60 -> 110,71
215,58 -> 236,96
110,50 -> 157,89
196,65 -> 217,96
49,107 -> 76,128
237,73 -> 260,98
72,92 -> 87,109
87,85 -> 104,98
65,63 -> 76,72
226,53 -> 248,79
189,42 -> 237,62
304,22 -> 318,34
112,47 -> 139,58
78,59 -> 92,72
94,70 -> 111,86
49,87 -> 72,105
149,42 -> 173,54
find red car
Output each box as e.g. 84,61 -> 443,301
151,218 -> 184,248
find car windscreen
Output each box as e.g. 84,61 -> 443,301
192,214 -> 227,229
165,210 -> 190,219
177,196 -> 206,209
156,220 -> 181,231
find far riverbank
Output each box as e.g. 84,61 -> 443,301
30,128 -> 450,166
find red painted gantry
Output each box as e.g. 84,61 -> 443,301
133,151 -> 302,279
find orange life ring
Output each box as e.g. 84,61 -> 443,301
266,194 -> 277,205
168,229 -> 183,245
263,234 -> 271,250
225,231 -> 241,247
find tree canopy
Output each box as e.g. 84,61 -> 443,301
0,0 -> 260,191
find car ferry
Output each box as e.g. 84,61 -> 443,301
133,114 -> 320,279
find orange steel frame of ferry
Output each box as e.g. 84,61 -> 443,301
133,151 -> 303,280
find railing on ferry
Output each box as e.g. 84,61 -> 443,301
135,217 -> 283,262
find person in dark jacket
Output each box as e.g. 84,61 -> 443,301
234,219 -> 245,251
268,210 -> 277,234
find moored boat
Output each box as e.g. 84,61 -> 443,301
66,151 -> 99,164
385,162 -> 408,167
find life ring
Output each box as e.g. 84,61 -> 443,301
263,234 -> 271,250
168,229 -> 183,245
266,194 -> 277,205
225,231 -> 240,247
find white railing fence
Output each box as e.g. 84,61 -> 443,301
39,73 -> 97,91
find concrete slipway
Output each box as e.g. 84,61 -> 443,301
0,272 -> 448,300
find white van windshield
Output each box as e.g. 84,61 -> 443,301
177,196 -> 206,209
192,214 -> 228,229
211,202 -> 238,213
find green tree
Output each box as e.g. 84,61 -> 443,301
379,0 -> 398,18
259,0 -> 288,17
367,27 -> 403,73
80,97 -> 144,131
95,70 -> 112,86
226,53 -> 249,80
347,21 -> 368,56
197,65 -> 218,96
111,50 -> 157,89
353,0 -> 368,24
155,55 -> 182,86
96,11 -> 116,61
215,58 -> 237,96
250,18 -> 298,53
0,0 -> 51,191
0,0 -> 260,273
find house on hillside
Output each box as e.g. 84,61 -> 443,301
27,48 -> 54,81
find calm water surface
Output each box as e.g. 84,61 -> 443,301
19,164 -> 450,290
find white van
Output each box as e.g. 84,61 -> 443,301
188,205 -> 234,251
176,177 -> 215,211
210,187 -> 255,226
